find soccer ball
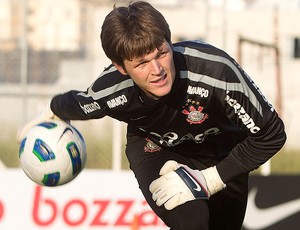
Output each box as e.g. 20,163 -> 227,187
18,120 -> 87,186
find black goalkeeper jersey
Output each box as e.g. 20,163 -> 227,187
51,40 -> 286,182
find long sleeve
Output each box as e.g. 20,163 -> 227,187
213,58 -> 286,182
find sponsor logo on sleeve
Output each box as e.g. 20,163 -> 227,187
225,94 -> 260,134
79,102 -> 101,114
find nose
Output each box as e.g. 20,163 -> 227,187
150,59 -> 162,75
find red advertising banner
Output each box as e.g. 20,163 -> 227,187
0,169 -> 167,230
1,170 -> 299,229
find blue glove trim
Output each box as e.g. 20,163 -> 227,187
175,167 -> 209,199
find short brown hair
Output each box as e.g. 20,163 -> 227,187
100,1 -> 171,66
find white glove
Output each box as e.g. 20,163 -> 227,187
149,160 -> 226,210
16,102 -> 65,143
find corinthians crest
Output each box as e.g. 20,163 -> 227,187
181,99 -> 209,124
144,138 -> 162,153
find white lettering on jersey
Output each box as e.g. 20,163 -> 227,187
225,94 -> 261,134
187,86 -> 209,97
107,95 -> 128,109
79,102 -> 101,114
147,127 -> 221,147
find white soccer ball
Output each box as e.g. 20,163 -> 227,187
18,120 -> 87,186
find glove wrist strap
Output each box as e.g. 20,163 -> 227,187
201,166 -> 226,195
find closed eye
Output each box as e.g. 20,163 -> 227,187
135,60 -> 148,68
158,51 -> 167,58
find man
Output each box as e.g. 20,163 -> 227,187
19,1 -> 286,229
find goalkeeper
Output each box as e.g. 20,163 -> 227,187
19,1 -> 286,229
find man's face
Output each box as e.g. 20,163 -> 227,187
115,41 -> 176,100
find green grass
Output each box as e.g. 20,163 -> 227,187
83,134 -> 129,169
0,133 -> 130,170
1,137 -> 298,173
0,139 -> 20,168
270,149 -> 300,174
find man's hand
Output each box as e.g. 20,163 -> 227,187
149,160 -> 226,210
16,102 -> 65,143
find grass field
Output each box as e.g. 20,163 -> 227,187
269,149 -> 300,174
1,138 -> 298,174
0,136 -> 130,169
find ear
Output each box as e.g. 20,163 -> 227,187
113,62 -> 127,75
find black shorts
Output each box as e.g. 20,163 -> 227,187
125,132 -> 248,230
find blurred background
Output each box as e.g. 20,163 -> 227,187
0,0 -> 300,173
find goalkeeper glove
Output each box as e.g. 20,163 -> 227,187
16,102 -> 66,143
149,160 -> 226,210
